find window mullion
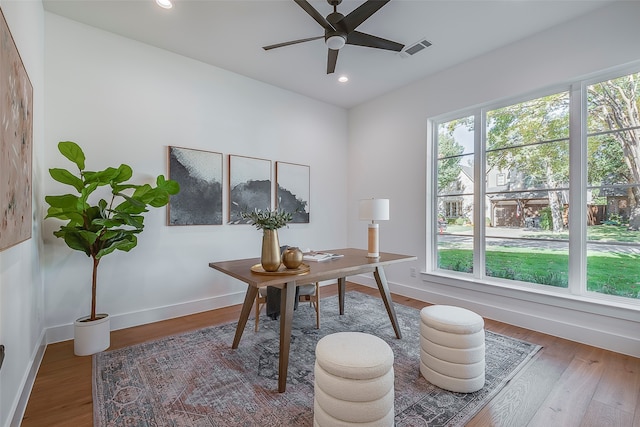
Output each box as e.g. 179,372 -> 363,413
474,111 -> 485,279
426,119 -> 438,272
568,83 -> 588,295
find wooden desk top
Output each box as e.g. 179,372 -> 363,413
209,248 -> 416,289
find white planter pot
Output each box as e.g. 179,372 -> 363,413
74,314 -> 110,356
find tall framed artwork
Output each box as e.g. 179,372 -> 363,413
167,146 -> 223,225
0,8 -> 33,251
229,155 -> 271,224
276,162 -> 310,223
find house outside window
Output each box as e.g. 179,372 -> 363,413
430,68 -> 640,304
444,200 -> 463,218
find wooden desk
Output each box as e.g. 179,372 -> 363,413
208,248 -> 417,392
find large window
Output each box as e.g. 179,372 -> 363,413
586,73 -> 640,298
431,68 -> 640,303
436,116 -> 474,273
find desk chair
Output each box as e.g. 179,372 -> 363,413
255,282 -> 320,331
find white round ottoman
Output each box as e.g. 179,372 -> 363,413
419,305 -> 485,393
314,332 -> 395,427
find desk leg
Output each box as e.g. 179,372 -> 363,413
338,277 -> 346,315
374,267 -> 402,339
232,286 -> 259,349
278,282 -> 297,393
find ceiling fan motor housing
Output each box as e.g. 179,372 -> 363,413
325,12 -> 347,49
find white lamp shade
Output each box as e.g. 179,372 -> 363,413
359,199 -> 390,221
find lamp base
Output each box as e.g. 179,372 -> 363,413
367,223 -> 379,258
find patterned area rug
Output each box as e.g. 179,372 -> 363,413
93,291 -> 541,426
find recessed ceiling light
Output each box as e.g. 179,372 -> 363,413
338,76 -> 349,83
156,0 -> 173,9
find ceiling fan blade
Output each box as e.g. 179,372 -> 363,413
263,35 -> 324,51
338,0 -> 390,33
346,31 -> 404,51
294,0 -> 335,31
327,49 -> 339,74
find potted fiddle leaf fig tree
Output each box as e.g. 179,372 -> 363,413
45,141 -> 180,356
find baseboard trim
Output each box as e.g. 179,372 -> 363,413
46,291 -> 246,344
9,331 -> 47,427
45,281 -> 336,345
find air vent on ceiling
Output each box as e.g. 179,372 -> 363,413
399,38 -> 432,58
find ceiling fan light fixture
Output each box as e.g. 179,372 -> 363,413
155,0 -> 173,9
326,35 -> 346,50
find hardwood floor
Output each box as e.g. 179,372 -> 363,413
22,283 -> 640,426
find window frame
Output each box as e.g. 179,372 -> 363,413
427,64 -> 640,311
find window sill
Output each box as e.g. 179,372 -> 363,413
420,270 -> 639,322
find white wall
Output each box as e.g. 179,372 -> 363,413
347,2 -> 640,357
0,1 -> 45,426
43,13 -> 349,338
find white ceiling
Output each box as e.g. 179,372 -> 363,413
43,0 -> 613,109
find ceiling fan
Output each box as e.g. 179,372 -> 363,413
263,0 -> 404,74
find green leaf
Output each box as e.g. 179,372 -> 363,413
111,211 -> 145,229
45,206 -> 84,224
58,141 -> 85,170
56,229 -> 93,256
45,194 -> 79,209
97,199 -> 108,217
111,164 -> 133,183
92,217 -> 123,228
113,194 -> 148,214
79,182 -> 99,205
84,205 -> 103,223
130,184 -> 153,202
111,183 -> 138,194
147,192 -> 170,208
84,167 -> 124,186
96,234 -> 137,259
156,175 -> 180,194
76,229 -> 99,246
135,185 -> 168,208
49,168 -> 84,192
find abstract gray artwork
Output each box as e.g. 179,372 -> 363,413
229,155 -> 271,224
168,146 -> 223,225
276,162 -> 310,223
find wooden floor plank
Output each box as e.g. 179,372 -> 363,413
634,385 -> 640,427
21,283 -> 640,427
580,400 -> 634,427
527,347 -> 606,427
591,352 -> 640,415
467,349 -> 565,427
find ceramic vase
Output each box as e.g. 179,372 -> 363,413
74,313 -> 110,356
261,229 -> 281,272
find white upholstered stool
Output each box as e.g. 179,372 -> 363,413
314,332 -> 395,427
419,305 -> 485,393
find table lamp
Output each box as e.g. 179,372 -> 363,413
359,198 -> 390,258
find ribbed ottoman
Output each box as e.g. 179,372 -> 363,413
419,305 -> 485,393
314,332 -> 395,427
